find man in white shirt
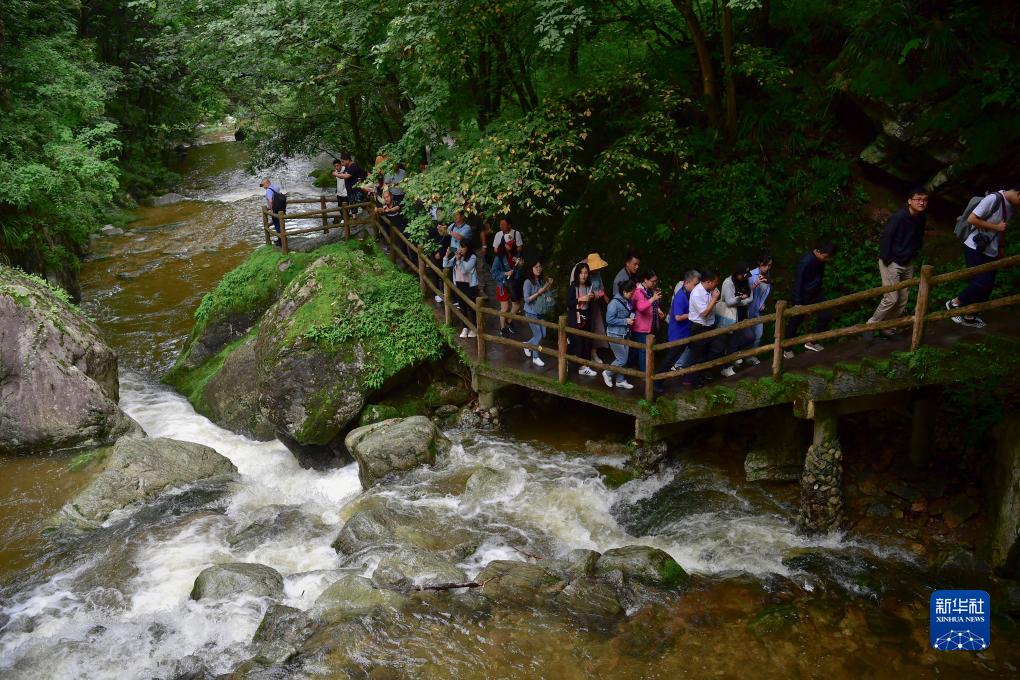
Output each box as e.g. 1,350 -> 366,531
946,185 -> 1019,328
684,270 -> 722,387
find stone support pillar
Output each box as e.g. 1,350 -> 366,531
798,403 -> 843,533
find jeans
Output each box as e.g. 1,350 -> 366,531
526,312 -> 546,350
455,282 -> 477,329
750,322 -> 764,348
958,246 -> 997,306
607,333 -> 630,382
868,259 -> 913,323
630,331 -> 649,371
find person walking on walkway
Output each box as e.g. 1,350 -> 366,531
685,270 -> 723,388
443,238 -> 479,339
567,263 -> 599,377
260,178 -> 284,247
746,253 -> 773,364
522,257 -> 555,367
715,262 -> 753,377
584,253 -> 610,363
655,269 -> 700,393
631,270 -> 662,371
612,251 -> 640,298
866,188 -> 928,339
946,185 -> 1019,328
337,153 -> 366,203
491,217 -> 524,337
784,242 -> 836,357
603,280 -> 637,390
331,159 -> 348,210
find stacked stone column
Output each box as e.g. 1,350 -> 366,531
798,405 -> 843,533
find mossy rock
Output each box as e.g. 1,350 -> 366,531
595,545 -> 689,590
747,603 -> 799,637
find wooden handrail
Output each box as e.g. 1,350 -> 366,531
929,253 -> 1020,285
655,311 -> 778,351
781,315 -> 913,348
784,276 -> 920,318
653,343 -> 776,380
924,292 -> 1020,323
477,305 -> 560,331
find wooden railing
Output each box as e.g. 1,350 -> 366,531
268,204 -> 1020,404
261,198 -> 376,253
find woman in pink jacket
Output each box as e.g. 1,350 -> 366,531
630,269 -> 662,370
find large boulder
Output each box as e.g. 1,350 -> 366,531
200,336 -> 276,440
344,416 -> 451,488
0,266 -> 137,454
314,574 -> 406,620
370,546 -> 467,589
476,560 -> 566,607
54,436 -> 237,529
594,545 -> 689,590
190,562 -> 284,600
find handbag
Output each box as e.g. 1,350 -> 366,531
532,290 -> 556,316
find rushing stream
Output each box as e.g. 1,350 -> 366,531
1,142 -> 1015,678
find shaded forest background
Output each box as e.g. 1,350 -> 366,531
2,0 -> 1019,300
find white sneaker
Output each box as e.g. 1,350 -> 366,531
524,348 -> 532,358
617,380 -> 635,390
532,355 -> 546,367
804,342 -> 824,352
746,356 -> 761,366
579,366 -> 597,377
783,350 -> 795,359
459,328 -> 469,338
434,295 -> 443,304
946,299 -> 963,323
602,370 -> 613,387
734,359 -> 744,366
721,366 -> 736,378
467,329 -> 477,338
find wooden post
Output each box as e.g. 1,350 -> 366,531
476,297 -> 486,361
443,277 -> 452,326
278,212 -> 288,255
772,300 -> 787,379
320,196 -> 329,233
644,334 -> 655,402
343,206 -> 351,241
911,264 -> 934,351
387,220 -> 397,264
557,315 -> 568,383
261,209 -> 271,245
418,249 -> 428,297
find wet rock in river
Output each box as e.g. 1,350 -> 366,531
201,335 -> 276,441
190,562 -> 284,600
476,560 -> 567,607
555,578 -> 625,626
54,436 -> 237,530
369,546 -> 467,589
345,416 -> 451,489
314,574 -> 407,620
1,265 -> 139,455
251,604 -> 317,664
594,545 -> 689,590
747,603 -> 799,637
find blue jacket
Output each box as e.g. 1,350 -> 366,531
605,294 -> 633,337
748,268 -> 771,318
442,252 -> 478,287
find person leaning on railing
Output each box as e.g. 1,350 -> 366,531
443,238 -> 478,339
602,280 -> 637,390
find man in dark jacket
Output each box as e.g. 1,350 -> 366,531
784,241 -> 836,356
866,187 -> 928,338
337,152 -> 366,203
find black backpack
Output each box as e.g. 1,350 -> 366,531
271,188 -> 287,213
954,192 -> 1003,242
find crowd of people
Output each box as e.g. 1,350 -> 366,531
262,158 -> 1019,393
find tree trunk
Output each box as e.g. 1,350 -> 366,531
568,30 -> 580,75
759,0 -> 773,44
721,1 -> 738,141
672,0 -> 721,129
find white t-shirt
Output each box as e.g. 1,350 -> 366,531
336,172 -> 347,198
688,283 -> 715,326
492,229 -> 523,250
964,191 -> 1011,257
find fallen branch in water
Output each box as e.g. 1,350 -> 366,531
410,581 -> 482,591
512,546 -> 543,560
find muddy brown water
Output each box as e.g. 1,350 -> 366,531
1,142 -> 1017,679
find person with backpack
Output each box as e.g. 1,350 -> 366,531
603,280 -> 637,390
865,188 -> 929,339
490,217 -> 524,337
260,178 -> 285,247
946,185 -> 1020,328
522,257 -> 555,367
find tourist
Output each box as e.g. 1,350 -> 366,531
685,270 -> 723,387
449,211 -> 473,249
784,242 -> 836,357
522,257 -> 555,367
376,190 -> 412,266
612,251 -> 640,298
443,238 -> 478,339
385,162 -> 406,204
428,220 -> 449,304
655,269 -> 700,393
746,253 -> 773,365
584,252 -> 610,363
630,270 -> 662,372
866,187 -> 929,338
331,159 -> 348,209
337,153 -> 366,204
490,217 -> 524,337
603,280 -> 637,390
260,178 -> 284,247
567,263 -> 599,377
715,262 -> 753,377
946,185 -> 1019,328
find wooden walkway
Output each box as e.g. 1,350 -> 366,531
264,201 -> 1020,429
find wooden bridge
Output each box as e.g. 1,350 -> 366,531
263,200 -> 1020,532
